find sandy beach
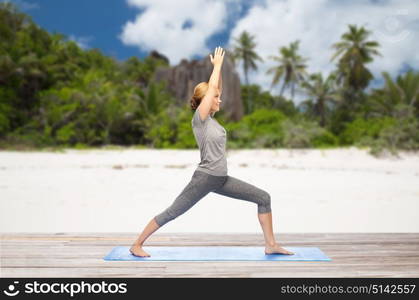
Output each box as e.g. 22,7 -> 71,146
1,147 -> 418,233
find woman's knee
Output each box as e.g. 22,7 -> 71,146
155,207 -> 177,227
154,213 -> 167,227
258,191 -> 272,214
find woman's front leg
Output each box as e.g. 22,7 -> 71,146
213,175 -> 294,255
258,211 -> 294,255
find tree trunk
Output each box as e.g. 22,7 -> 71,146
291,82 -> 295,101
280,82 -> 286,97
319,98 -> 325,127
244,65 -> 251,113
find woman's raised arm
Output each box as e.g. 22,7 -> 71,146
198,46 -> 225,121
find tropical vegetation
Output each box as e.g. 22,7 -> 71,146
1,2 -> 418,157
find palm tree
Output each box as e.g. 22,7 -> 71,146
368,70 -> 419,118
231,30 -> 263,86
331,24 -> 381,92
231,31 -> 263,113
300,72 -> 342,127
266,40 -> 308,101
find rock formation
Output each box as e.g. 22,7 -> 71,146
152,52 -> 243,121
149,50 -> 169,65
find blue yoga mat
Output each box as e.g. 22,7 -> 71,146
103,246 -> 331,261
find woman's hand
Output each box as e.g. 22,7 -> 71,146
209,46 -> 225,67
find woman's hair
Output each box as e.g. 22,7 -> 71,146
190,82 -> 209,110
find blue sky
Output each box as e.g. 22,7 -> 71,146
4,0 -> 149,61
3,0 -> 419,102
4,0 -> 254,62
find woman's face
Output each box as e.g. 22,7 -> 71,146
211,89 -> 222,113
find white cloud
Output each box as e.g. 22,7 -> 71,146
228,0 -> 419,103
68,35 -> 93,50
119,0 -> 230,64
119,0 -> 419,104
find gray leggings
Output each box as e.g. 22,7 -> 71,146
154,170 -> 272,227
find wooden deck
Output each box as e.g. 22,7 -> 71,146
1,233 -> 418,278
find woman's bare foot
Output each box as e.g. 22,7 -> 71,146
265,243 -> 294,255
129,244 -> 150,257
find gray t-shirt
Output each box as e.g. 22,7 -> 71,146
191,106 -> 228,176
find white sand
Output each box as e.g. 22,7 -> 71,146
0,147 -> 418,233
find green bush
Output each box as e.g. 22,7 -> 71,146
144,109 -> 176,148
340,105 -> 419,156
74,143 -> 90,149
225,108 -> 286,148
173,107 -> 197,149
340,116 -> 396,145
145,105 -> 196,149
2,126 -> 53,149
0,87 -> 15,136
366,111 -> 419,157
312,130 -> 339,148
282,118 -> 337,148
56,123 -> 76,144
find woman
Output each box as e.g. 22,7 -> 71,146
130,46 -> 293,257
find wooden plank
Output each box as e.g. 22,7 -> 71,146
1,233 -> 418,278
2,232 -> 418,242
2,258 -> 419,268
2,266 -> 419,278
